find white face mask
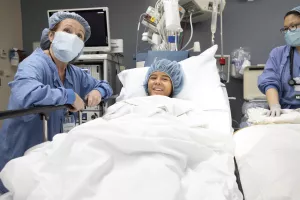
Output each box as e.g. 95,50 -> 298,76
51,31 -> 84,63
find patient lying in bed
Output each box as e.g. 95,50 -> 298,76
0,59 -> 242,200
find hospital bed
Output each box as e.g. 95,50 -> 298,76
233,67 -> 300,200
234,124 -> 300,200
0,103 -> 245,200
0,45 -> 246,199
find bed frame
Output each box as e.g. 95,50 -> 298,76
0,105 -> 245,199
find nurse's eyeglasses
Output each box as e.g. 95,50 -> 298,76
280,23 -> 300,34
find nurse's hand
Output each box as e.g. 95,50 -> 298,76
265,104 -> 282,117
69,93 -> 85,112
85,90 -> 102,107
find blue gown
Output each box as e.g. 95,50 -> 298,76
258,45 -> 300,109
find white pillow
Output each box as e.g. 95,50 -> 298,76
117,45 -> 228,110
117,67 -> 148,100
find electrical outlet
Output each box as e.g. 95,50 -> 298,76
0,49 -> 7,59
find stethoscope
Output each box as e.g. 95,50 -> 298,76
288,47 -> 300,86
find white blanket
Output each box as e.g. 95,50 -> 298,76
247,108 -> 300,125
0,96 -> 242,200
105,96 -> 232,135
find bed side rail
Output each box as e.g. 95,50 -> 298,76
234,157 -> 245,200
0,105 -> 68,141
0,105 -> 67,120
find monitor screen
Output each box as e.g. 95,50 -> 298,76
48,7 -> 111,52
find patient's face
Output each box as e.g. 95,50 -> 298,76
148,72 -> 172,97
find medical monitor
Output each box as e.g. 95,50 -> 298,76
48,7 -> 111,52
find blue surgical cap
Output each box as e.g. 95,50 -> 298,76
40,11 -> 91,50
292,6 -> 300,13
144,59 -> 184,97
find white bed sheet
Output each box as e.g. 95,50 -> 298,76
234,125 -> 300,200
106,94 -> 232,137
177,84 -> 232,136
197,109 -> 232,136
0,96 -> 240,200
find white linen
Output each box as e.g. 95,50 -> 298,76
105,96 -> 232,136
234,125 -> 300,200
0,96 -> 241,200
247,108 -> 300,125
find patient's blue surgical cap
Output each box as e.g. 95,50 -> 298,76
40,11 -> 91,50
144,59 -> 184,96
291,6 -> 300,13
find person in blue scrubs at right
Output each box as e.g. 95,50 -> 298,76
0,11 -> 113,193
258,6 -> 300,117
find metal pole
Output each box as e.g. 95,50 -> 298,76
78,111 -> 82,125
42,114 -> 48,142
99,104 -> 102,118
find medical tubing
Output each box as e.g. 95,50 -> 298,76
175,32 -> 178,51
155,0 -> 167,48
181,13 -> 193,50
220,0 -> 224,57
136,13 -> 147,57
180,20 -> 188,49
155,0 -> 162,10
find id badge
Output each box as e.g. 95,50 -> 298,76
294,85 -> 300,92
294,78 -> 300,91
63,114 -> 76,133
294,79 -> 300,100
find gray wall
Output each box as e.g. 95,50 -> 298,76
21,0 -> 300,126
20,0 -> 157,66
0,0 -> 23,127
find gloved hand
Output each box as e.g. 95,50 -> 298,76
85,90 -> 102,107
265,104 -> 282,117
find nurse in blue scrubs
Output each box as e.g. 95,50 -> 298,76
0,11 -> 113,193
258,6 -> 300,117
